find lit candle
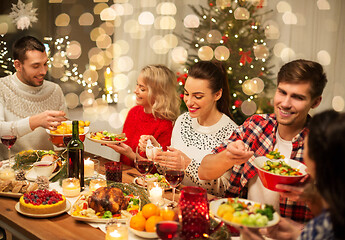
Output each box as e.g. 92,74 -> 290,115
89,179 -> 107,192
148,182 -> 164,205
104,67 -> 113,93
106,222 -> 128,240
62,178 -> 80,197
84,158 -> 94,178
0,167 -> 15,181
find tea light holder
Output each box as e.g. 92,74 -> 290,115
89,179 -> 107,192
147,181 -> 164,206
0,166 -> 15,181
62,178 -> 81,197
105,220 -> 128,240
84,158 -> 95,178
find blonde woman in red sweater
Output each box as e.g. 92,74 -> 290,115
105,65 -> 180,167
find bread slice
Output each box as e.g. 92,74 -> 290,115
12,181 -> 25,193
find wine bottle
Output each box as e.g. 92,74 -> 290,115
67,120 -> 84,189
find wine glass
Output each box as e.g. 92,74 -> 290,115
163,155 -> 185,204
156,221 -> 180,240
134,146 -> 154,187
1,135 -> 17,166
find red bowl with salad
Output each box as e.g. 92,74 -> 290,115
252,153 -> 307,192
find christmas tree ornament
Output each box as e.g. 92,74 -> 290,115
206,30 -> 222,44
253,44 -> 269,59
234,7 -> 250,20
214,46 -> 230,61
9,0 -> 38,30
198,46 -> 214,61
239,50 -> 253,65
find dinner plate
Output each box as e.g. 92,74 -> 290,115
25,164 -> 60,181
129,227 -> 158,239
70,211 -> 131,223
15,200 -> 71,218
133,177 -> 172,190
0,191 -> 22,198
209,198 -> 280,229
86,133 -> 127,145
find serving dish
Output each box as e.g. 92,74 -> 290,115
210,198 -> 280,229
86,133 -> 127,145
15,200 -> 71,218
252,156 -> 307,191
129,227 -> 158,239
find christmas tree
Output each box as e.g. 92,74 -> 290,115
180,0 -> 276,124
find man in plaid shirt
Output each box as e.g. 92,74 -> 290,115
199,59 -> 328,223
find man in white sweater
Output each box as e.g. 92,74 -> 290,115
0,36 -> 67,160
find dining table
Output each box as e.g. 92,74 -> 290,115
0,152 -> 218,240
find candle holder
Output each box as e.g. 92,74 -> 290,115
89,178 -> 107,192
105,219 -> 128,240
178,186 -> 209,239
0,165 -> 15,181
62,178 -> 81,197
84,158 -> 100,178
147,181 -> 164,206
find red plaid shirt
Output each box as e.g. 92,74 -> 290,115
213,114 -> 313,222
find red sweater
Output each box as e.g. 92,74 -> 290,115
121,105 -> 173,167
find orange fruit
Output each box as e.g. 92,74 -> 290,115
142,203 -> 159,219
130,213 -> 146,231
145,215 -> 163,232
160,209 -> 175,221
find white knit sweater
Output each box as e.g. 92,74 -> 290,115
0,73 -> 67,159
171,112 -> 237,197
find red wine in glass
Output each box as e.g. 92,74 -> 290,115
135,160 -> 154,175
165,170 -> 184,188
1,135 -> 17,149
156,221 -> 180,240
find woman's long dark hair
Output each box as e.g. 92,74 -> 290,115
187,61 -> 233,119
308,110 -> 345,239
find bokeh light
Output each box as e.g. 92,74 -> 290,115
0,23 -> 8,35
100,7 -> 116,21
90,27 -> 106,41
253,44 -> 269,59
157,2 -> 177,15
138,11 -> 154,25
234,7 -> 250,20
94,3 -> 108,15
332,96 -> 345,112
241,100 -> 257,116
242,79 -> 257,95
65,93 -> 79,109
113,74 -> 129,90
155,16 -> 176,30
214,46 -> 230,61
117,56 -> 134,72
317,50 -> 331,66
206,30 -> 222,44
280,47 -> 296,62
66,41 -> 82,59
79,12 -> 94,26
55,13 -> 70,26
171,46 -> 188,64
80,90 -> 95,107
198,46 -> 213,61
282,12 -> 297,25
317,0 -> 331,10
276,1 -> 291,13
83,69 -> 98,84
184,14 -> 200,28
96,34 -> 112,49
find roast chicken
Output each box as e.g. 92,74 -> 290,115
87,186 -> 128,214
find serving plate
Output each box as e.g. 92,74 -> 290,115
25,163 -> 60,181
86,134 -> 127,145
15,200 -> 71,218
133,177 -> 171,190
129,227 -> 158,239
0,192 -> 22,198
210,198 -> 280,229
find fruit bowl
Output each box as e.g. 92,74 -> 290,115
129,227 -> 158,239
252,156 -> 307,192
46,121 -> 89,147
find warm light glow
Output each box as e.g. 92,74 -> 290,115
198,46 -> 213,61
100,7 -> 116,21
138,11 -> 154,25
55,13 -> 70,26
184,14 -> 200,28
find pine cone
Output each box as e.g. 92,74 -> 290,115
35,176 -> 50,190
15,170 -> 26,181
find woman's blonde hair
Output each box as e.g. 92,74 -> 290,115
140,65 -> 180,121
